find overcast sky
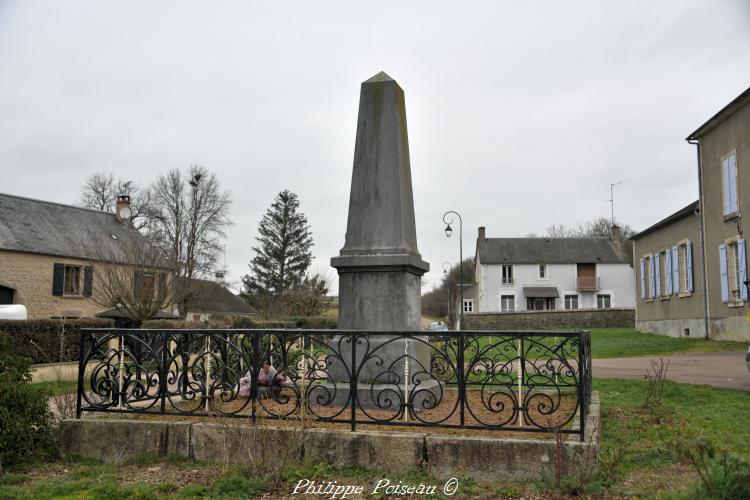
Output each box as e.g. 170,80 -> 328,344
1,1 -> 749,293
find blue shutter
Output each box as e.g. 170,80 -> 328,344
665,248 -> 673,295
739,239 -> 747,301
654,254 -> 661,297
648,256 -> 655,299
719,244 -> 729,303
722,158 -> 731,216
639,258 -> 646,300
672,246 -> 680,294
686,241 -> 694,292
729,155 -> 738,214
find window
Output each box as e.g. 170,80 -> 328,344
500,295 -> 515,312
721,152 -> 739,217
64,265 -> 81,295
538,264 -> 547,279
721,239 -> 746,303
564,294 -> 578,310
640,254 -> 654,301
527,297 -> 555,310
659,251 -> 668,297
677,240 -> 694,295
463,299 -> 474,313
597,294 -> 611,309
501,265 -> 513,285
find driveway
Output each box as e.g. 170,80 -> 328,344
593,351 -> 750,392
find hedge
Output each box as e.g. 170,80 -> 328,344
140,315 -> 336,330
0,318 -> 114,365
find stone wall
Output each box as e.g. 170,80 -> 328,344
0,250 -> 105,319
463,308 -> 634,330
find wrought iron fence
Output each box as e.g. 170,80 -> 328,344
76,329 -> 592,439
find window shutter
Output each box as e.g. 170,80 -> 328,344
648,256 -> 655,299
654,254 -> 661,297
83,266 -> 94,297
686,241 -> 694,292
52,263 -> 65,296
722,158 -> 731,216
729,155 -> 738,214
739,239 -> 747,301
719,244 -> 729,303
665,249 -> 672,295
639,258 -> 646,300
672,246 -> 680,294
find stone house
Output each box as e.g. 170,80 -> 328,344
632,85 -> 749,341
631,201 -> 705,338
0,193 -> 145,319
470,226 -> 635,314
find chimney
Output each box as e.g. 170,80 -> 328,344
214,270 -> 225,285
115,195 -> 131,224
610,224 -> 622,243
478,226 -> 486,241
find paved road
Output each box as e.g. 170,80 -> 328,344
593,351 -> 750,392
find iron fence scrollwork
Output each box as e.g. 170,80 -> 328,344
77,328 -> 592,440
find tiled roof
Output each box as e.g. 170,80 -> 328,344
0,192 -> 144,261
181,278 -> 256,315
477,237 -> 627,264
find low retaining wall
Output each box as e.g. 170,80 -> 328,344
464,308 -> 634,330
58,393 -> 599,481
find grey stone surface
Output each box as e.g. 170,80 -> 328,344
191,422 -> 303,464
58,418 -> 191,461
326,335 -> 434,381
320,378 -> 445,412
58,393 -> 599,479
331,71 -> 428,332
304,428 -> 425,473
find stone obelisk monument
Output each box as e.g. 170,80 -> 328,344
328,72 -> 436,410
331,71 -> 429,329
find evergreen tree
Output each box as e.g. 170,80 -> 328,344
243,190 -> 313,301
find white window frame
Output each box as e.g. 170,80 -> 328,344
500,293 -> 515,312
463,299 -> 474,313
563,293 -> 579,310
726,238 -> 744,305
501,264 -> 514,285
538,263 -> 548,280
596,293 -> 611,309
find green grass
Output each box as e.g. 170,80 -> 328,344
29,380 -> 78,396
2,378 -> 748,498
589,328 -> 749,358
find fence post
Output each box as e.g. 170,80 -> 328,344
160,331 -> 167,414
251,330 -> 260,424
75,329 -> 86,419
578,331 -> 585,441
458,332 -> 465,427
350,333 -> 357,432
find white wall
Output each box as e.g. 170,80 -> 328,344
478,262 -> 635,312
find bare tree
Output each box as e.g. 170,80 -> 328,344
90,230 -> 183,322
147,165 -> 232,280
283,271 -> 331,317
78,172 -> 152,229
545,217 -> 636,239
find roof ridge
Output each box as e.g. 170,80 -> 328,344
0,192 -> 115,216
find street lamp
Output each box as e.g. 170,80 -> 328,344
443,210 -> 463,329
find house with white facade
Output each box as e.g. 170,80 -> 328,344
469,226 -> 635,313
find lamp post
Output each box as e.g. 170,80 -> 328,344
442,262 -> 451,326
443,211 -> 463,329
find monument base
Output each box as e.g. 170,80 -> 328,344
319,378 -> 445,412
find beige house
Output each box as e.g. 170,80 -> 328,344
633,86 -> 749,341
688,86 -> 749,341
631,201 -> 705,337
0,193 -> 142,319
181,273 -> 256,322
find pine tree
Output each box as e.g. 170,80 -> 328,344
243,190 -> 313,300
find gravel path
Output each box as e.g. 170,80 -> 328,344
593,351 -> 750,391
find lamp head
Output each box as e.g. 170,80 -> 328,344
445,224 -> 453,238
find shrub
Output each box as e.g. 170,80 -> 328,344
0,332 -> 54,471
677,437 -> 750,499
0,318 -> 113,364
140,316 -> 333,330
